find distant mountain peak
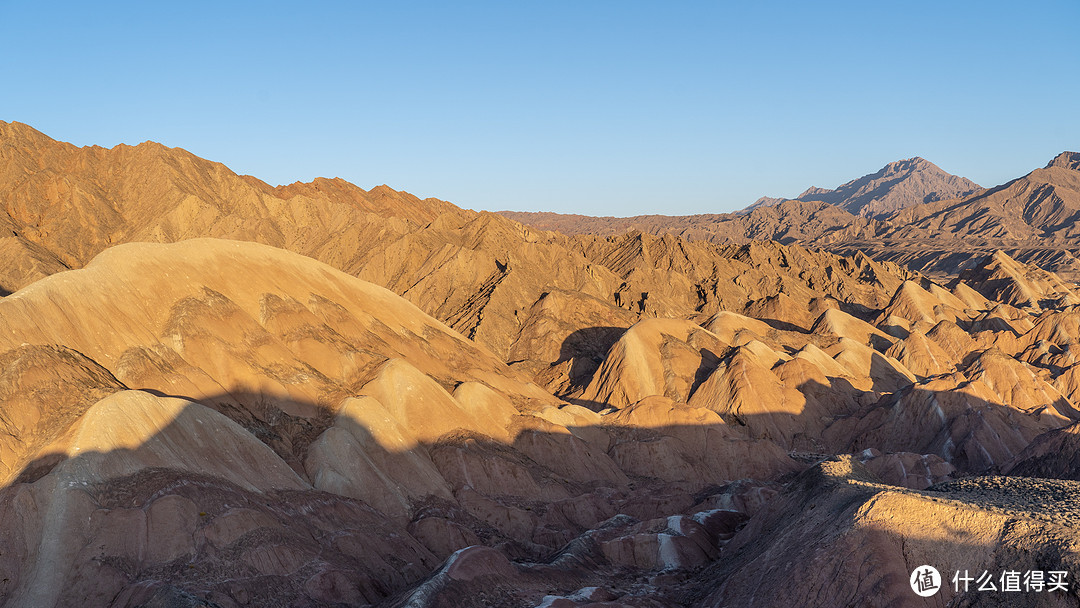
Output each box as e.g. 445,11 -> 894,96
743,157 -> 981,218
886,156 -> 928,167
0,120 -> 59,145
743,196 -> 787,212
879,157 -> 935,175
1047,151 -> 1080,171
796,186 -> 831,199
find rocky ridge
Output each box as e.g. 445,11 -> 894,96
744,156 -> 983,217
503,151 -> 1080,280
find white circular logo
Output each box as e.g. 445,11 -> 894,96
910,565 -> 941,597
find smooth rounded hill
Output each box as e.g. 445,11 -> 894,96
0,237 -> 816,607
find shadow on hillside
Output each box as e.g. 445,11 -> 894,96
0,386 -> 796,608
752,316 -> 807,333
555,318 -> 1080,474
3,360 -> 1080,607
557,326 -> 628,363
553,325 -> 629,389
679,455 -> 1080,607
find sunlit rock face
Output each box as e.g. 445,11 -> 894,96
4,125 -> 1080,607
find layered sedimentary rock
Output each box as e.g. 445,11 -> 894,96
5,125 -> 1080,607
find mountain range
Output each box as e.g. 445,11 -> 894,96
742,156 -> 982,217
4,121 -> 1080,607
502,151 -> 1080,279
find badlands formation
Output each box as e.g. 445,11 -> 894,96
2,122 -> 1080,606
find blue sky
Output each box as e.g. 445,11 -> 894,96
1,1 -> 1077,215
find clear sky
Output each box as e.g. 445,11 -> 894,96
2,1 -> 1077,215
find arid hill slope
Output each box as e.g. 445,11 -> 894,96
6,124 -> 1080,606
0,239 -> 806,607
0,121 -> 923,380
4,237 -> 1080,606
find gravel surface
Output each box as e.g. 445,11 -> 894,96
926,476 -> 1080,527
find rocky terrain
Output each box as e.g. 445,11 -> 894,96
503,152 -> 1080,280
3,123 -> 1080,606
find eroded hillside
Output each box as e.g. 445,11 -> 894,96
4,124 -> 1080,607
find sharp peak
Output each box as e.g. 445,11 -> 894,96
277,177 -> 388,194
112,138 -> 176,152
1,122 -> 194,161
0,120 -> 57,141
1047,151 -> 1080,171
989,249 -> 1018,264
880,157 -> 937,172
0,119 -> 39,131
368,184 -> 403,195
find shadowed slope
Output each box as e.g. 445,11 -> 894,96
691,457 -> 1080,607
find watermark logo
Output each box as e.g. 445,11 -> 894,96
910,566 -> 1070,596
952,569 -> 1069,593
911,565 -> 941,597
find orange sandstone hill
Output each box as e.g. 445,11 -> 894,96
4,123 -> 1080,606
0,120 -> 925,383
